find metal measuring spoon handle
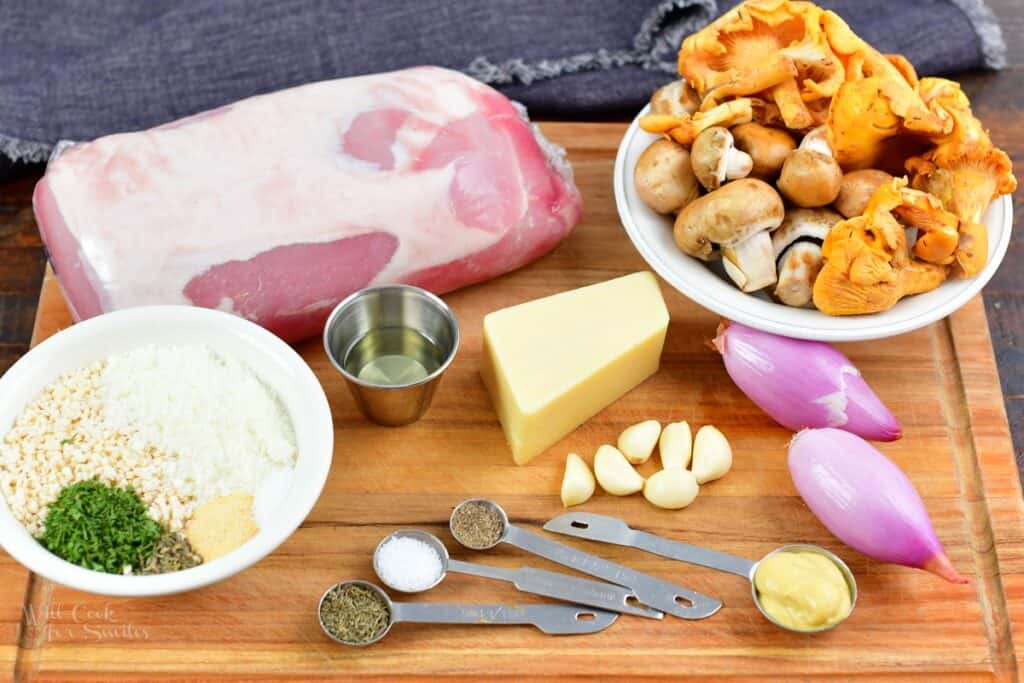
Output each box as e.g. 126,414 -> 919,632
389,602 -> 618,635
544,512 -> 755,578
446,559 -> 663,619
501,524 -> 721,620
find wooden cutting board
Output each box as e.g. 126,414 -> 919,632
4,123 -> 1024,681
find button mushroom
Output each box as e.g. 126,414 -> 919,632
834,169 -> 893,218
690,126 -> 753,191
674,178 -> 785,292
650,79 -> 701,118
731,122 -> 796,180
633,139 -> 701,214
777,126 -> 843,207
771,208 -> 842,307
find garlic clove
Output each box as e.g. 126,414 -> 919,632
594,445 -> 645,496
659,421 -> 692,470
643,468 -> 700,509
561,453 -> 596,508
618,420 -> 661,464
692,425 -> 732,484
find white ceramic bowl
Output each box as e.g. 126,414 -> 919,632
0,306 -> 333,596
614,106 -> 1014,341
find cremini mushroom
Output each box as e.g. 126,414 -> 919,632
834,169 -> 893,218
650,79 -> 701,118
690,126 -> 753,190
777,127 -> 843,207
674,178 -> 785,292
771,208 -> 842,307
633,139 -> 701,214
731,122 -> 796,180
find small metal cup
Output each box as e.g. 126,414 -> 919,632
323,285 -> 459,426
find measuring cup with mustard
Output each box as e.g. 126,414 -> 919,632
544,512 -> 857,633
373,529 -> 662,618
317,579 -> 617,646
448,499 -> 721,620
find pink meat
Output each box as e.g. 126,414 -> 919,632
33,67 -> 582,341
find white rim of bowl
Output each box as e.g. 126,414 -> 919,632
614,104 -> 1014,342
0,305 -> 334,596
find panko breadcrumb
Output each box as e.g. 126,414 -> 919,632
0,360 -> 193,536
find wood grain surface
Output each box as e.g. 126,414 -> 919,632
0,122 -> 1020,681
2,2 -> 1021,473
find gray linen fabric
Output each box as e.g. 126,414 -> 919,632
0,0 -> 1005,165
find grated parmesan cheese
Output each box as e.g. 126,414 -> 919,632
101,344 -> 297,508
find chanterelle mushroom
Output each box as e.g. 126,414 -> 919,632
777,126 -> 843,207
677,0 -> 843,130
731,122 -> 795,180
640,98 -> 754,146
812,177 -> 948,315
771,207 -> 842,307
633,139 -> 701,214
906,77 -> 1017,277
674,178 -> 785,292
691,127 -> 753,190
822,11 -> 944,169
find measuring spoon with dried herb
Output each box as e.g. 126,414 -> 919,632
316,579 -> 617,644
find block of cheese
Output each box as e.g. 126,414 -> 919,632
481,271 -> 670,465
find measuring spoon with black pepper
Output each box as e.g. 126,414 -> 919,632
448,498 -> 722,620
318,580 -> 618,645
374,530 -> 662,618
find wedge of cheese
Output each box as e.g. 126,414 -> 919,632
481,271 -> 669,465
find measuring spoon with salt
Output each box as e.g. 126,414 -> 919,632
544,512 -> 857,633
448,499 -> 721,620
318,580 -> 618,646
373,530 -> 662,619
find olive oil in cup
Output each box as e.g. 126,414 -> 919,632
324,285 -> 459,426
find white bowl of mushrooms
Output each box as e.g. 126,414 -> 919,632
615,96 -> 1014,342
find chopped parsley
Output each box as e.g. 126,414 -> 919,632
37,480 -> 162,574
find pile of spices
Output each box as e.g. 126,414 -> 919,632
38,480 -> 162,574
376,536 -> 443,591
141,531 -> 203,574
451,501 -> 505,549
320,583 -> 391,644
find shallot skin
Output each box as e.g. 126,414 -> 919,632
788,428 -> 966,584
714,321 -> 901,441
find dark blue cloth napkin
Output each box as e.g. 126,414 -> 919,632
0,0 -> 1005,164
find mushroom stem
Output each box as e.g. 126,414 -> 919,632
722,231 -> 778,292
724,148 -> 754,180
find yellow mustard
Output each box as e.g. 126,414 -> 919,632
185,493 -> 259,562
753,550 -> 852,631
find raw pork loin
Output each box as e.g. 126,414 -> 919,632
34,67 -> 582,341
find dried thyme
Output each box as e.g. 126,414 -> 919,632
320,584 -> 390,644
141,531 -> 203,574
450,501 -> 505,549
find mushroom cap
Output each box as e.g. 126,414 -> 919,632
799,126 -> 832,156
673,178 -> 785,259
771,207 -> 843,257
834,169 -> 892,218
690,126 -> 751,190
650,79 -> 700,118
633,139 -> 701,214
777,149 -> 843,207
731,122 -> 795,180
775,242 -> 824,308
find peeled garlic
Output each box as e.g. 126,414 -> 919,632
617,420 -> 661,464
594,444 -> 645,496
659,421 -> 692,469
692,425 -> 732,484
643,468 -> 699,509
561,453 -> 596,507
